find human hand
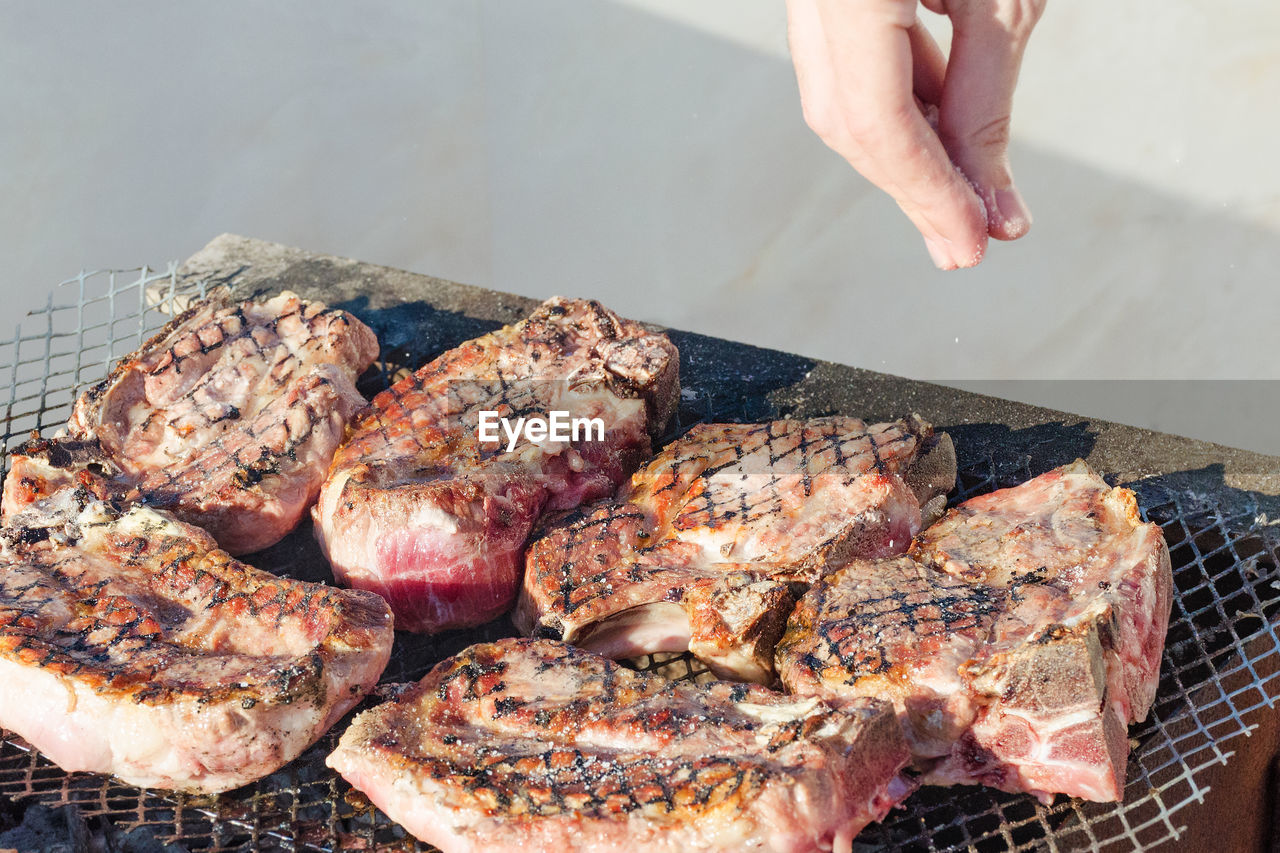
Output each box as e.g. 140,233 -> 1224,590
786,0 -> 1046,269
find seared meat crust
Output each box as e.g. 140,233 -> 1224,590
777,460 -> 1172,803
2,288 -> 378,554
517,416 -> 954,681
0,488 -> 393,793
327,638 -> 910,853
314,297 -> 679,634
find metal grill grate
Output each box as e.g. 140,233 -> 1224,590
3,267 -> 1279,852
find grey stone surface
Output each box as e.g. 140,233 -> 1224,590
180,234 -> 1280,507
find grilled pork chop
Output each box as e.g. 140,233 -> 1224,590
777,460 -> 1172,803
516,416 -> 955,682
0,488 -> 393,793
313,297 -> 679,634
2,289 -> 378,554
327,638 -> 911,853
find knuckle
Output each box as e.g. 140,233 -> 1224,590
970,114 -> 1012,152
800,98 -> 886,156
996,0 -> 1047,40
946,113 -> 1011,157
849,98 -> 919,147
880,0 -> 922,28
840,109 -> 890,148
799,97 -> 837,143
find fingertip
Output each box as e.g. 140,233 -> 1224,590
899,167 -> 990,270
957,239 -> 987,268
924,237 -> 954,270
988,186 -> 1033,241
923,232 -> 987,270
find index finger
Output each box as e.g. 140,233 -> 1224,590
788,0 -> 989,268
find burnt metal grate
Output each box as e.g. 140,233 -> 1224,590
3,266 -> 1279,852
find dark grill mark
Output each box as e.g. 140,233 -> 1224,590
0,498 -> 378,706
526,417 -> 926,624
354,641 -> 861,826
7,288 -> 377,557
793,562 -> 1002,683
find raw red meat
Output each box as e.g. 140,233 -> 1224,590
313,297 -> 679,633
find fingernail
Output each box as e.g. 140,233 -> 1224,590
924,237 -> 956,270
993,187 -> 1032,238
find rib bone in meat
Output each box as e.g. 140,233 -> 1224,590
777,460 -> 1172,803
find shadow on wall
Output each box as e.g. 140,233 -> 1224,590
477,0 -> 1280,386
3,1 -> 1277,390
941,381 -> 1280,458
332,294 -> 504,393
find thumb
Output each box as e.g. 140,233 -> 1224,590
937,0 -> 1045,240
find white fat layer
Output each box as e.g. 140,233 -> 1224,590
78,503 -> 188,546
994,705 -> 1101,735
1,644 -> 360,793
410,503 -> 460,535
573,603 -> 691,655
0,657 -> 110,774
315,468 -> 351,539
736,696 -> 824,725
695,642 -> 771,683
1056,599 -> 1109,629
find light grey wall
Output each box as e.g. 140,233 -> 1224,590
2,2 -> 1277,455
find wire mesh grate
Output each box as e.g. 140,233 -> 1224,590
2,266 -> 1279,852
